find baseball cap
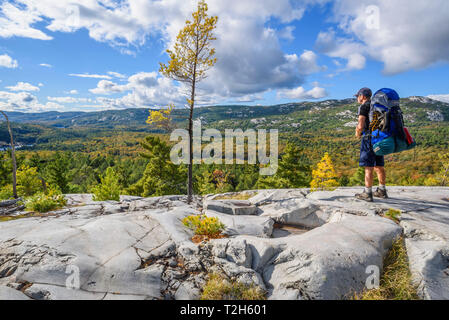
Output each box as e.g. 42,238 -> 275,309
354,87 -> 372,98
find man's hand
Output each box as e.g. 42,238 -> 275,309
355,128 -> 362,138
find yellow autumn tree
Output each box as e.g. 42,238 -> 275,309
310,153 -> 340,191
159,0 -> 218,203
146,104 -> 174,132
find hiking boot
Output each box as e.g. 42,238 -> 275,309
373,188 -> 388,199
355,191 -> 373,202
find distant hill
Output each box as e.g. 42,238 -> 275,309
2,96 -> 448,130
1,96 -> 448,153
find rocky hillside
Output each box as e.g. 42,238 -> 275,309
3,96 -> 448,130
0,187 -> 448,300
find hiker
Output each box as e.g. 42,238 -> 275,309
354,87 -> 388,202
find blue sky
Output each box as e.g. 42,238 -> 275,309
0,0 -> 448,112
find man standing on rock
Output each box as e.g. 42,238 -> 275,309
354,87 -> 388,202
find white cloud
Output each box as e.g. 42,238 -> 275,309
0,90 -> 63,112
428,94 -> 449,104
324,0 -> 449,74
297,50 -> 326,74
315,29 -> 366,71
107,71 -> 126,79
0,0 -> 327,103
89,71 -> 185,108
69,73 -> 112,79
47,96 -> 93,103
5,82 -> 40,92
277,85 -> 328,100
0,54 -> 18,68
69,89 -> 78,94
279,25 -> 295,41
39,63 -> 52,68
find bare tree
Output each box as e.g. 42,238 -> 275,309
0,110 -> 18,199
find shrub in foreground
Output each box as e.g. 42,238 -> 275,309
182,214 -> 225,239
201,273 -> 266,300
25,187 -> 67,213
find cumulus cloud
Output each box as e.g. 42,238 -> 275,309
1,0 -> 327,104
39,63 -> 52,68
5,82 -> 40,92
0,54 -> 18,68
0,90 -> 62,112
277,85 -> 328,100
89,71 -> 186,108
322,0 -> 449,74
315,29 -> 366,71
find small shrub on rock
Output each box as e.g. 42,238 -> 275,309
201,273 -> 266,300
25,186 -> 67,213
384,209 -> 401,223
182,214 -> 225,240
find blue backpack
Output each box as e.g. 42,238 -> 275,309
369,88 -> 416,156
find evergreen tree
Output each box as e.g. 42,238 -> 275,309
46,152 -> 70,193
349,167 -> 365,186
256,142 -> 311,189
92,167 -> 120,201
128,136 -> 187,197
310,153 -> 339,191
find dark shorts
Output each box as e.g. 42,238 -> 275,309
359,135 -> 385,167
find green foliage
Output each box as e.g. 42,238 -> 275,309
349,167 -> 365,186
384,209 -> 402,223
0,185 -> 13,200
201,273 -> 266,300
45,152 -> 70,193
92,167 -> 121,201
256,142 -> 311,189
437,152 -> 449,186
182,214 -> 225,237
128,136 -> 187,197
16,165 -> 43,197
25,186 -> 67,213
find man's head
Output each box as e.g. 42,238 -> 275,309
355,87 -> 372,104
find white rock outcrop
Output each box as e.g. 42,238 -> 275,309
0,187 -> 448,300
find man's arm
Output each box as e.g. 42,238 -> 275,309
355,115 -> 366,138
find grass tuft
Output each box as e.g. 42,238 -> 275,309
201,273 -> 266,300
383,208 -> 402,223
354,237 -> 419,300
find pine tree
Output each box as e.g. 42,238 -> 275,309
92,167 -> 120,201
159,0 -> 218,203
349,167 -> 365,186
256,142 -> 311,189
46,152 -> 70,193
128,136 -> 187,197
310,152 -> 340,191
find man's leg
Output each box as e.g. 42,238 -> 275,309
374,166 -> 386,185
374,166 -> 388,198
356,166 -> 374,201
